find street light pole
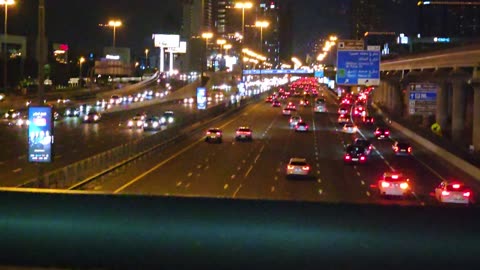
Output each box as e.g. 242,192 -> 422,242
201,32 -> 213,85
108,20 -> 122,48
1,0 -> 14,94
79,57 -> 85,86
255,21 -> 269,54
145,48 -> 149,68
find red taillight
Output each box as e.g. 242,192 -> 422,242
302,166 -> 310,171
400,182 -> 409,190
360,156 -> 366,161
453,184 -> 460,189
206,131 -> 211,135
408,147 -> 412,153
375,131 -> 380,134
344,155 -> 351,160
287,165 -> 294,170
391,174 -> 399,179
463,192 -> 471,197
442,190 -> 450,196
216,132 -> 221,135
381,181 -> 390,188
394,147 -> 398,152
385,131 -> 390,135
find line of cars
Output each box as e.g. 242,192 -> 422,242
125,111 -> 176,131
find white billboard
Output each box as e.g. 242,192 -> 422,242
152,34 -> 180,48
165,41 -> 187,53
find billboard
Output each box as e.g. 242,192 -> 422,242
197,87 -> 207,110
165,41 -> 187,53
153,34 -> 180,48
28,106 -> 54,163
336,50 -> 380,86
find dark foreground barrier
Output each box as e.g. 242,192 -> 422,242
0,189 -> 479,269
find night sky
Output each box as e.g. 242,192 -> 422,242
5,0 -> 418,58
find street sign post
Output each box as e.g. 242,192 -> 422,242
408,83 -> 438,115
338,40 -> 364,51
336,50 -> 380,86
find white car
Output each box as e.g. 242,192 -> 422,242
378,172 -> 411,197
289,116 -> 302,127
434,181 -> 472,205
282,108 -> 293,116
127,116 -> 145,129
109,95 -> 122,105
343,123 -> 357,134
286,158 -> 311,178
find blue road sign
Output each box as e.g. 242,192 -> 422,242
409,92 -> 437,101
197,87 -> 207,110
314,70 -> 324,78
336,50 -> 380,85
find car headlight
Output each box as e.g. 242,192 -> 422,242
84,116 -> 88,120
17,119 -> 23,125
144,123 -> 148,127
66,110 -> 71,115
152,122 -> 159,128
160,117 -> 166,123
168,117 -> 174,123
137,121 -> 143,126
128,121 -> 133,126
94,115 -> 99,121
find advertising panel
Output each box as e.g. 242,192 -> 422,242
165,41 -> 187,53
153,34 -> 180,48
28,106 -> 54,163
197,87 -> 207,110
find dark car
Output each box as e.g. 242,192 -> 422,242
64,107 -> 80,117
353,138 -> 372,155
392,141 -> 412,156
205,128 -> 223,143
363,116 -> 374,124
143,116 -> 162,131
374,127 -> 390,139
344,145 -> 368,164
82,111 -> 101,123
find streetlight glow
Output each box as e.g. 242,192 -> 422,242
234,2 -> 253,9
201,32 -> 213,39
216,39 -> 226,46
255,20 -> 269,53
107,19 -> 122,47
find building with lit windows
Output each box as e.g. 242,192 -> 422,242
0,34 -> 26,60
53,43 -> 69,64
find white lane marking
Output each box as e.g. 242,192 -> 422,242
12,168 -> 22,173
316,156 -> 319,161
259,144 -> 266,153
317,178 -> 322,183
224,184 -> 229,190
197,174 -> 201,177
366,191 -> 371,197
271,186 -> 275,192
242,160 -> 246,164
316,163 -> 320,167
187,172 -> 193,177
237,166 -> 241,171
18,155 -> 26,160
356,171 -> 361,177
318,189 -> 323,195
316,170 -> 321,175
176,181 -> 182,187
0,161 -> 4,165
361,180 -> 365,185
205,158 -> 209,162
411,154 -> 445,180
254,154 -> 261,164
114,103 -> 261,194
196,165 -> 202,169
233,184 -> 243,198
244,165 -> 254,178
185,183 -> 191,188
274,176 -> 278,181
357,128 -> 396,171
204,165 -> 209,170
231,174 -> 236,179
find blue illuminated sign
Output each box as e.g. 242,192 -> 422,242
28,106 -> 54,163
243,69 -> 312,75
314,70 -> 324,78
197,87 -> 207,110
336,50 -> 380,85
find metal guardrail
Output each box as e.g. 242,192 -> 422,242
19,92 -> 267,190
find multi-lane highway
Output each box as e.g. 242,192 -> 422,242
81,85 -> 480,206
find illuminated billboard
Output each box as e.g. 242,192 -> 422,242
165,41 -> 187,53
28,106 -> 54,163
197,87 -> 207,110
152,34 -> 180,48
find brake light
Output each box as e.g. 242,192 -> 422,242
442,190 -> 450,196
344,155 -> 351,160
375,131 -> 380,134
287,165 -> 294,170
394,147 -> 398,152
453,184 -> 460,189
463,192 -> 471,197
360,156 -> 366,161
206,132 -> 211,135
385,131 -> 390,135
391,175 -> 399,179
216,132 -> 221,135
381,181 -> 390,188
408,147 -> 412,153
302,166 -> 310,171
400,182 -> 409,190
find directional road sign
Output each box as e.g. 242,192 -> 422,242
336,50 -> 380,86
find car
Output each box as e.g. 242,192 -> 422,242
392,141 -> 412,156
12,115 -> 29,127
0,93 -> 4,102
83,111 -> 101,123
353,138 -> 372,155
160,111 -> 175,124
337,115 -> 349,125
123,95 -> 134,103
378,172 -> 411,197
362,116 -> 374,124
286,158 -> 311,178
205,128 -> 223,143
289,116 -> 302,127
338,106 -> 350,115
95,99 -> 108,108
54,111 -> 60,121
235,127 -> 252,141
434,181 -> 472,205
299,99 -> 310,106
272,100 -> 282,107
127,116 -> 145,129
315,98 -> 326,104
64,107 -> 80,117
295,121 -> 309,132
342,123 -> 357,134
143,116 -> 162,131
374,127 -> 390,139
282,108 -> 293,116
110,95 -> 122,105
344,145 -> 368,164
265,96 -> 273,103
79,104 -> 92,114
4,109 -> 20,119
135,112 -> 148,121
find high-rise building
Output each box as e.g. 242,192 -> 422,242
181,0 -> 214,72
418,1 -> 480,38
350,0 -> 384,39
